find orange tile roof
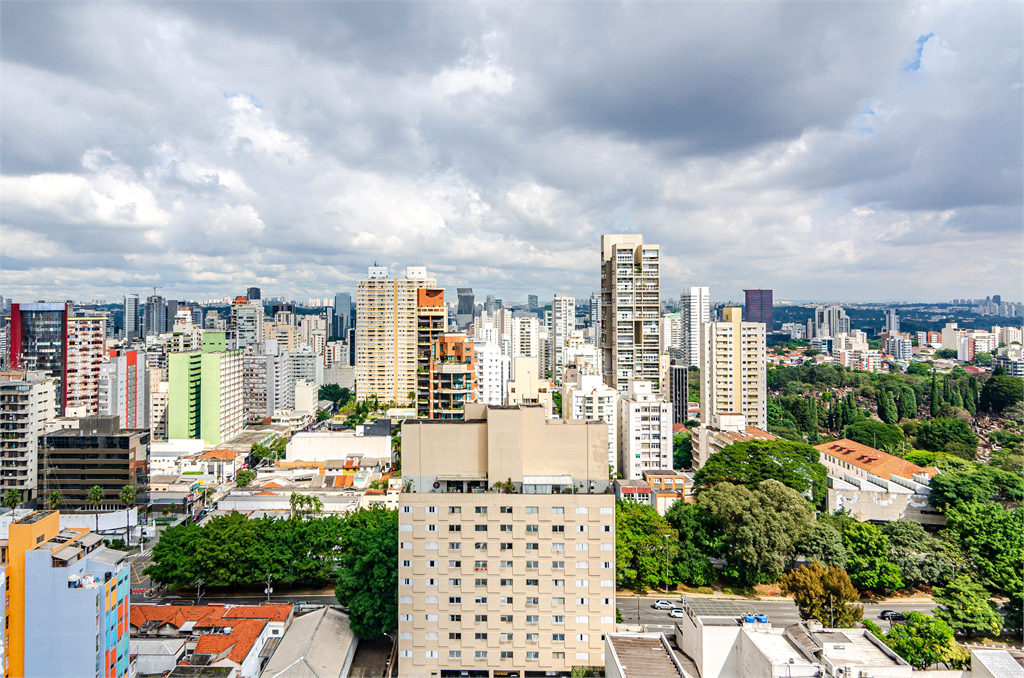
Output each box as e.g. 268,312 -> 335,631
254,491 -> 277,496
814,438 -> 939,480
719,427 -> 777,443
193,619 -> 266,664
672,424 -> 688,433
365,489 -> 385,495
131,604 -> 226,629
200,449 -> 237,461
334,475 -> 353,488
224,604 -> 292,622
276,460 -> 325,469
262,481 -> 285,488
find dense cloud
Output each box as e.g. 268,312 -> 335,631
1,2 -> 1020,303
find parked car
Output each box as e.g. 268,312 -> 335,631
653,600 -> 676,610
669,608 -> 686,619
879,610 -> 905,622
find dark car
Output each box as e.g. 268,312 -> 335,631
879,610 -> 905,622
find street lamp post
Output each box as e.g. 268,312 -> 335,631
264,574 -> 274,604
664,534 -> 670,594
196,578 -> 205,605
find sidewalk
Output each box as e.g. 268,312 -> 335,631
620,589 -> 936,604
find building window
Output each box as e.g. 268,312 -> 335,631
552,507 -> 564,514
400,650 -> 412,658
400,596 -> 413,604
577,525 -> 588,533
501,560 -> 513,568
426,650 -> 438,658
475,578 -> 487,586
552,544 -> 565,552
449,650 -> 462,659
576,616 -> 589,623
501,615 -> 513,623
576,507 -> 589,515
526,506 -> 538,513
450,542 -> 461,550
500,506 -> 513,513
526,579 -> 539,586
553,561 -> 565,569
401,560 -> 412,568
552,525 -> 564,533
526,597 -> 539,605
426,578 -> 438,586
426,596 -> 438,604
501,597 -> 514,604
500,542 -> 513,550
427,524 -> 438,532
577,597 -> 588,605
500,524 -> 512,532
475,542 -> 487,550
475,632 -> 488,640
553,652 -> 566,659
501,651 -> 514,659
526,543 -> 538,551
449,560 -> 462,568
553,615 -> 565,623
449,506 -> 461,513
401,578 -> 411,585
475,596 -> 487,604
427,506 -> 438,513
501,578 -> 512,586
475,525 -> 488,532
576,652 -> 590,661
426,614 -> 438,622
552,633 -> 565,641
400,614 -> 413,622
400,542 -> 412,549
475,506 -> 487,514
449,578 -> 461,586
475,651 -> 488,659
474,560 -> 487,570
526,615 -> 539,623
449,597 -> 462,604
401,506 -> 412,513
449,633 -> 462,640
526,525 -> 538,533
449,615 -> 461,622
449,525 -> 461,532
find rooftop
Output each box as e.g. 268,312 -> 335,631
16,510 -> 56,525
261,607 -> 355,678
815,439 -> 938,481
971,650 -> 1024,678
607,634 -> 683,678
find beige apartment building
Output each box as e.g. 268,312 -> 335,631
699,307 -> 767,430
600,235 -> 661,393
398,404 -> 614,678
65,316 -> 106,415
356,266 -> 435,405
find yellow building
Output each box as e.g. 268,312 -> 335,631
699,307 -> 767,430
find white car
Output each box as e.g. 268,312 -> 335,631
652,600 -> 675,610
669,608 -> 686,619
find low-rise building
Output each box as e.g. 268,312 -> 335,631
643,470 -> 688,515
613,479 -> 652,504
994,343 -> 1024,377
692,414 -> 776,470
814,439 -> 941,525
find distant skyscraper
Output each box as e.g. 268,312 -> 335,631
679,286 -> 711,367
124,294 -> 140,339
143,295 -> 166,337
8,302 -> 72,412
99,349 -> 150,429
65,315 -> 106,415
551,293 -> 575,384
993,294 -> 1001,305
333,292 -> 352,338
885,309 -> 900,334
164,299 -> 179,333
669,360 -> 688,425
743,289 -> 773,328
814,305 -> 850,338
528,294 -> 539,312
589,292 -> 600,335
247,286 -> 261,301
601,234 -> 661,392
456,288 -> 475,329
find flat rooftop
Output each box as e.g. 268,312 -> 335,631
683,597 -> 759,618
822,631 -> 901,667
745,631 -> 815,667
16,510 -> 55,525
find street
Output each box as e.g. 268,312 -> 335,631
616,595 -> 936,632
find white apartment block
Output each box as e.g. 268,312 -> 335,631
231,299 -> 264,348
98,350 -> 150,429
884,336 -> 913,361
511,316 -> 541,359
149,373 -> 169,441
289,348 -> 324,386
617,380 -> 672,479
66,316 -> 106,415
699,308 -> 767,430
839,349 -> 882,373
206,350 -> 244,444
562,375 -> 617,471
679,286 -> 710,368
507,357 -> 555,416
398,404 -> 614,678
356,266 -> 434,404
0,372 -> 56,497
551,294 -> 575,385
475,341 -> 511,406
600,235 -> 661,393
243,352 -> 294,422
660,312 -> 681,356
992,325 -> 1023,347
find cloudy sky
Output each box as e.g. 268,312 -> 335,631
2,2 -> 1020,305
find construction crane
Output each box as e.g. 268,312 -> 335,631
151,286 -> 163,297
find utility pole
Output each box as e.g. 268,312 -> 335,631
264,574 -> 274,604
664,534 -> 670,594
830,592 -> 834,628
196,578 -> 205,605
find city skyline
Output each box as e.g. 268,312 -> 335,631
2,3 -> 1020,303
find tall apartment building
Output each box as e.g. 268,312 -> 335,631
456,288 -> 475,329
167,333 -> 243,445
398,404 -> 614,678
424,333 -> 477,420
507,357 -> 555,416
527,294 -> 539,313
247,286 -> 261,301
589,292 -> 600,335
511,316 -> 541,359
551,294 -> 575,385
66,316 -> 106,416
416,289 -> 448,418
617,380 -> 672,479
143,295 -> 167,337
475,340 -> 511,407
884,336 -> 912,361
290,348 -> 324,386
230,296 -> 264,348
600,235 -> 661,393
699,308 -> 767,430
5,510 -> 130,678
668,360 -> 689,425
660,312 -> 682,358
149,370 -> 169,441
8,302 -> 72,413
38,416 -> 150,511
243,351 -> 294,422
333,292 -> 352,338
885,309 -> 900,334
679,287 -> 711,368
356,266 -> 434,404
562,374 -> 617,471
0,372 -> 56,502
743,289 -> 773,328
98,350 -> 149,429
123,294 -> 140,340
813,305 -> 850,338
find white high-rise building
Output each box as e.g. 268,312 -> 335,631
0,372 -> 56,499
98,349 -> 150,429
356,266 -> 434,404
617,379 -> 672,479
814,305 -> 850,338
885,309 -> 900,334
884,336 -> 912,361
511,316 -> 541,358
699,308 -> 767,430
660,312 -> 682,356
66,316 -> 107,416
231,297 -> 265,348
551,294 -> 575,384
679,287 -> 710,368
474,340 -> 511,406
563,374 -> 618,471
243,351 -> 295,422
600,235 -> 661,392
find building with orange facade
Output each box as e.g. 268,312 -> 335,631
425,333 -> 477,420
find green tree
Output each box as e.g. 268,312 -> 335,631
944,502 -> 1023,597
673,432 -> 693,469
974,352 -> 993,366
698,480 -> 814,586
980,373 -> 1023,413
933,575 -> 1003,636
235,469 -> 256,487
928,466 -> 1023,510
881,520 -> 951,587
48,490 -> 64,510
616,502 -> 678,591
842,522 -> 904,592
1002,591 -> 1023,638
865,612 -> 968,669
844,419 -> 905,451
877,390 -> 898,425
930,373 -> 941,417
664,502 -> 716,586
906,362 -> 931,377
796,522 -> 848,570
780,562 -> 863,627
693,439 -> 827,508
916,419 -> 978,459
551,391 -> 562,418
335,507 -> 399,637
119,484 -> 136,544
2,489 -> 20,509
88,485 -> 105,533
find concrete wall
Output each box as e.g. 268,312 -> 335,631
286,432 -> 391,462
59,507 -> 138,533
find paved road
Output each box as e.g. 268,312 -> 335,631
132,593 -> 342,606
616,596 -> 936,631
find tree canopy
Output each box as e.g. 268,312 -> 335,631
780,562 -> 863,628
616,501 -> 679,591
693,439 -> 827,508
916,418 -> 978,459
334,507 -> 398,638
928,465 -> 1023,510
980,373 -> 1023,413
842,522 -> 904,593
943,503 -> 1023,597
933,575 -> 1003,636
865,613 -> 967,669
844,419 -> 905,451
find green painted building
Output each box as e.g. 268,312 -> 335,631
167,332 -> 244,444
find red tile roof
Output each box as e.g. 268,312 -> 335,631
814,438 -> 939,480
193,619 -> 266,664
672,424 -> 688,433
200,449 -> 237,461
130,603 -> 289,632
719,427 -> 777,443
224,604 -> 292,622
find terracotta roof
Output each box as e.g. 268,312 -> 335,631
200,449 -> 237,461
224,604 -> 292,622
814,438 -> 939,480
276,460 -> 325,469
262,481 -> 286,488
131,604 -> 226,630
193,619 -> 266,664
254,491 -> 277,496
719,427 -> 777,443
672,424 -> 688,433
334,475 -> 353,488
365,489 -> 385,495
